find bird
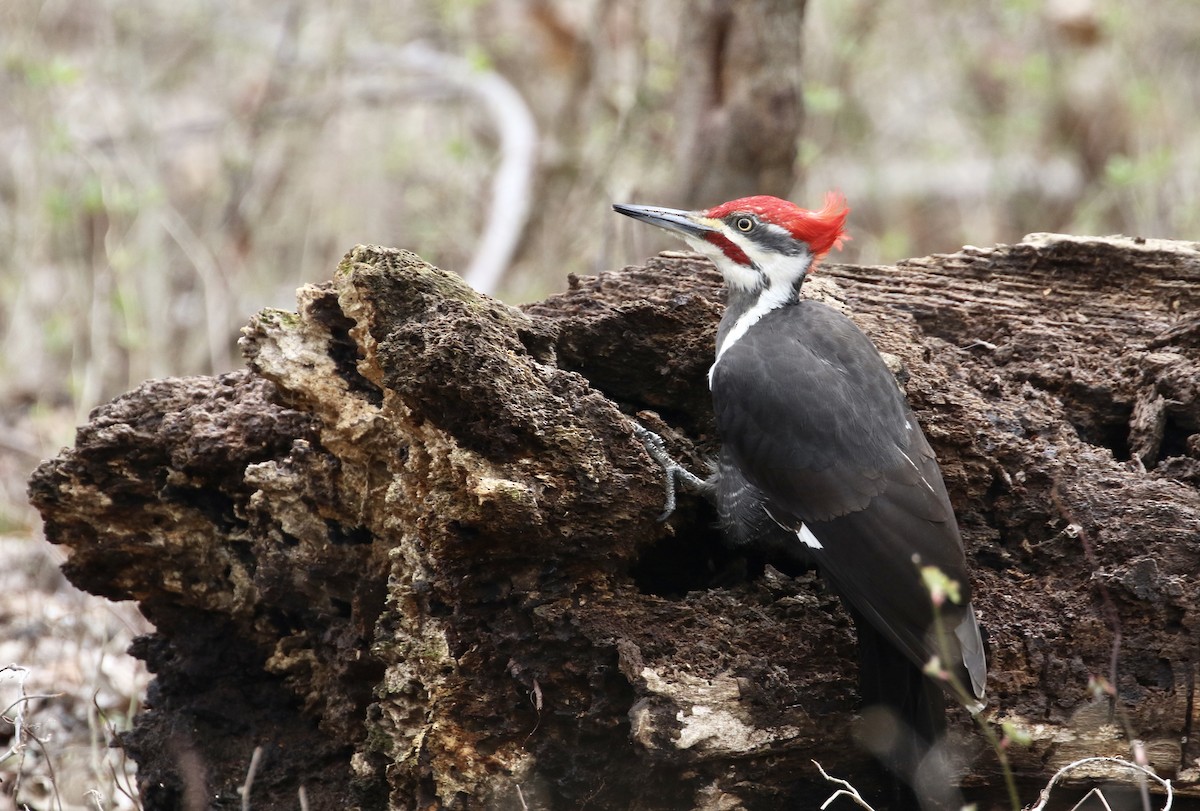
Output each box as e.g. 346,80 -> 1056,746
614,193 -> 987,810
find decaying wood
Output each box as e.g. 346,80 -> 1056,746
29,235 -> 1200,810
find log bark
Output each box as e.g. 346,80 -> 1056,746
29,235 -> 1200,810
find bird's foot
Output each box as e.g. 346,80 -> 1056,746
632,422 -> 707,522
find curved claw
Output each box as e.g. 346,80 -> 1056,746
632,422 -> 706,521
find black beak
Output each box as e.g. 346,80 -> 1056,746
612,203 -> 717,241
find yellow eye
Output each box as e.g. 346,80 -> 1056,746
736,217 -> 754,232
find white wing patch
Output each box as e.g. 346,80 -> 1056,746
797,523 -> 824,550
765,505 -> 825,551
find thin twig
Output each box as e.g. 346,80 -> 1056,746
1051,485 -> 1159,811
923,570 -> 1022,811
1,664 -> 34,797
813,760 -> 879,811
30,728 -> 65,811
239,746 -> 264,811
522,676 -> 544,747
94,690 -> 142,808
1068,787 -> 1114,811
107,758 -> 139,807
1027,756 -> 1172,811
350,43 -> 537,295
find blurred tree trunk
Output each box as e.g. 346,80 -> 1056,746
487,0 -> 808,294
29,236 -> 1200,810
672,0 -> 807,206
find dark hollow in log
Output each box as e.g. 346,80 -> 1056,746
30,235 -> 1200,810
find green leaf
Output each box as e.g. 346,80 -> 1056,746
921,565 -> 963,605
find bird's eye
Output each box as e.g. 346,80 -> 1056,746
736,217 -> 754,232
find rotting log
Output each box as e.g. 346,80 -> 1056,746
29,235 -> 1200,810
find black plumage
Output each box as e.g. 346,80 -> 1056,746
613,194 -> 986,810
712,302 -> 983,693
711,301 -> 985,809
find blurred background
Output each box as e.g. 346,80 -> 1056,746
3,0 -> 1200,527
1,1 -> 1197,807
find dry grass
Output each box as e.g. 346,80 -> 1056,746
0,536 -> 151,811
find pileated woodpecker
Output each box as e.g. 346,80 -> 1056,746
614,194 -> 986,808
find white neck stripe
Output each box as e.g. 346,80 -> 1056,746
714,282 -> 793,364
708,250 -> 814,385
690,232 -> 815,387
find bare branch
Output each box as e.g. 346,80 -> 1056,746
238,745 -> 264,811
1027,757 -> 1172,811
813,760 -> 879,811
351,43 -> 537,295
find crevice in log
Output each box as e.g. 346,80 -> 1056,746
308,285 -> 385,406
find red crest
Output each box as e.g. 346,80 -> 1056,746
705,193 -> 850,261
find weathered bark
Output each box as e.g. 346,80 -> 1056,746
29,235 -> 1200,810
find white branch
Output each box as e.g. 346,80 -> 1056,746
238,745 -> 264,811
1028,756 -> 1172,811
354,43 -> 538,296
813,760 -> 879,811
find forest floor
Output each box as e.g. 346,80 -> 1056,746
1,409 -> 149,811
0,533 -> 149,811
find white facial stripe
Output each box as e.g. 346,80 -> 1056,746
756,243 -> 813,289
721,263 -> 761,292
718,230 -> 762,291
681,233 -> 760,292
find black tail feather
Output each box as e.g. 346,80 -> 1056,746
851,610 -> 960,811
